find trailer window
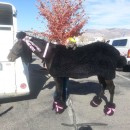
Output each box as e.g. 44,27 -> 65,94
0,4 -> 13,25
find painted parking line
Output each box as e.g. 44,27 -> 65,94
66,97 -> 78,130
116,72 -> 130,81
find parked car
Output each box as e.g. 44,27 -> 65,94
108,37 -> 130,65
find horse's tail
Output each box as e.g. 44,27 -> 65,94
123,65 -> 130,72
116,56 -> 126,68
116,56 -> 130,72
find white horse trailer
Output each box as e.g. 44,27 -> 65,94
0,2 -> 30,98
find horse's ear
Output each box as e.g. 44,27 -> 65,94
16,31 -> 26,39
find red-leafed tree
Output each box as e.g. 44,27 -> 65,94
37,0 -> 88,45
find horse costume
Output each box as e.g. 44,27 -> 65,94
8,32 -> 126,116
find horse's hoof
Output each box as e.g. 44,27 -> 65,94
104,102 -> 116,116
52,101 -> 67,114
90,96 -> 102,107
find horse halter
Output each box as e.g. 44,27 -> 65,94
22,36 -> 57,59
42,41 -> 59,58
42,42 -> 50,58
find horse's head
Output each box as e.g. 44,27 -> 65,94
8,32 -> 28,62
7,40 -> 25,62
8,31 -> 56,63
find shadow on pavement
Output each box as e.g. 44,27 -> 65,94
0,63 -> 108,105
62,122 -> 108,130
0,106 -> 13,117
0,63 -> 51,104
78,126 -> 92,130
68,80 -> 102,95
67,80 -> 109,104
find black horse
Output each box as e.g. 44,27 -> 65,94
8,32 -> 126,116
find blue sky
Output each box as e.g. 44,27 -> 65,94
1,0 -> 42,31
86,0 -> 130,29
1,0 -> 130,31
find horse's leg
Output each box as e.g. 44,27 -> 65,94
104,80 -> 116,116
53,77 -> 67,113
105,80 -> 115,103
90,75 -> 106,107
62,77 -> 69,102
97,75 -> 106,97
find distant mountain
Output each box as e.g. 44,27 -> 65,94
83,28 -> 130,40
25,28 -> 130,43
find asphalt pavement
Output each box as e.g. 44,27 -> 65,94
66,75 -> 130,130
0,58 -> 130,130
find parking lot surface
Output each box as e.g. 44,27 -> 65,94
0,58 -> 130,130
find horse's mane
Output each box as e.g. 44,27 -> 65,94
24,36 -> 120,63
29,37 -> 120,65
54,42 -> 120,60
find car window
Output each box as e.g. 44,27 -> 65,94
112,39 -> 127,46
